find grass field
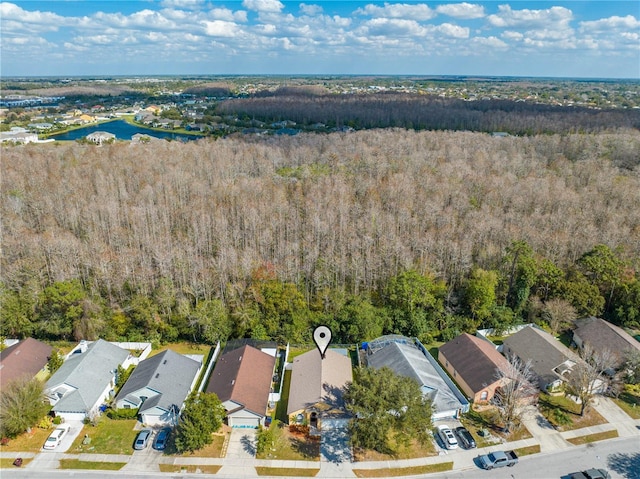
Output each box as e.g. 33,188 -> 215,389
0,428 -> 50,453
0,458 -> 33,468
69,419 -> 137,455
353,462 -> 453,477
159,464 -> 221,473
538,393 -> 608,431
256,424 -> 320,461
612,386 -> 640,419
256,466 -> 319,476
59,459 -> 125,470
566,430 -> 619,446
353,435 -> 437,462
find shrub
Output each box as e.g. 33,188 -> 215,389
105,408 -> 139,420
53,417 -> 62,425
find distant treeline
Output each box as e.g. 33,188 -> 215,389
1,129 -> 639,346
217,92 -> 640,136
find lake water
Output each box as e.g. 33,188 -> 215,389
50,119 -> 201,142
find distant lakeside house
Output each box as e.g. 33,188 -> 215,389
115,349 -> 202,426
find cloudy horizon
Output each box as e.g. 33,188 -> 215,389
1,1 -> 638,79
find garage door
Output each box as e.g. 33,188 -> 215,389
229,416 -> 260,428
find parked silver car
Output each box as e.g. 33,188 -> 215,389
134,429 -> 152,450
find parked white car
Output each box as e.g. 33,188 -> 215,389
437,424 -> 459,449
43,424 -> 70,450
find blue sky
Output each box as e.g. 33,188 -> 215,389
1,1 -> 638,78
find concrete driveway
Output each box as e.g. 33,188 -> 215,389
226,428 -> 257,459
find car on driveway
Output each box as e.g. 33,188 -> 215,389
153,427 -> 170,450
454,426 -> 476,449
436,424 -> 458,449
43,424 -> 71,450
569,469 -> 611,479
134,429 -> 152,450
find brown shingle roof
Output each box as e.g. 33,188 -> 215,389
573,317 -> 640,366
206,345 -> 276,417
439,333 -> 509,394
287,349 -> 353,416
0,338 -> 52,388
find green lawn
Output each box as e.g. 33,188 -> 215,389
59,459 -> 125,470
159,464 -> 221,473
353,434 -> 437,462
513,445 -> 541,456
353,462 -> 453,477
256,466 -> 319,476
461,407 -> 532,444
182,433 -> 227,458
275,370 -> 292,423
0,428 -> 50,453
612,386 -> 640,419
0,458 -> 33,468
256,424 -> 320,461
148,342 -> 211,358
566,430 -> 618,446
69,419 -> 137,455
538,393 -> 608,431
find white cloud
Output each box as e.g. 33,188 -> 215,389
160,0 -> 204,9
204,20 -> 240,37
299,3 -> 323,16
0,2 -> 66,32
357,3 -> 435,21
242,0 -> 284,13
487,5 -> 572,29
436,3 -> 484,20
580,15 -> 640,32
501,31 -> 523,41
472,36 -> 508,49
435,23 -> 470,38
363,18 -> 427,37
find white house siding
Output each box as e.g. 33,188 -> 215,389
141,408 -> 177,427
54,412 -> 86,422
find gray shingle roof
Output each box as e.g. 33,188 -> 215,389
503,325 -> 581,389
116,349 -> 201,414
368,341 -> 465,415
573,316 -> 640,367
46,339 -> 129,413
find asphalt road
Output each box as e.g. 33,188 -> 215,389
2,437 -> 638,479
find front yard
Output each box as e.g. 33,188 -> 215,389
612,385 -> 640,419
256,424 -> 320,461
538,393 -> 608,431
353,432 -> 437,462
461,407 -> 532,446
69,419 -> 137,455
0,427 -> 50,453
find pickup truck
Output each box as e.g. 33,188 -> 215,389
477,450 -> 518,470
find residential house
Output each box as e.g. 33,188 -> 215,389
206,345 -> 276,428
503,325 -> 582,392
366,335 -> 469,420
287,349 -> 352,431
0,338 -> 52,389
115,349 -> 202,426
439,333 -> 509,403
0,128 -> 38,144
572,317 -> 640,368
45,339 -> 130,421
86,131 -> 115,145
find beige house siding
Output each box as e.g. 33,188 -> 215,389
438,350 -> 501,403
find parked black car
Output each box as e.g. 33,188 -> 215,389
455,426 -> 476,449
153,428 -> 170,450
569,469 -> 611,479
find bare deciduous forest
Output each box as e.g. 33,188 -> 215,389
2,128 -> 639,344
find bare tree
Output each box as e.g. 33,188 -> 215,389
542,298 -> 577,335
564,343 -> 617,416
492,355 -> 538,435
